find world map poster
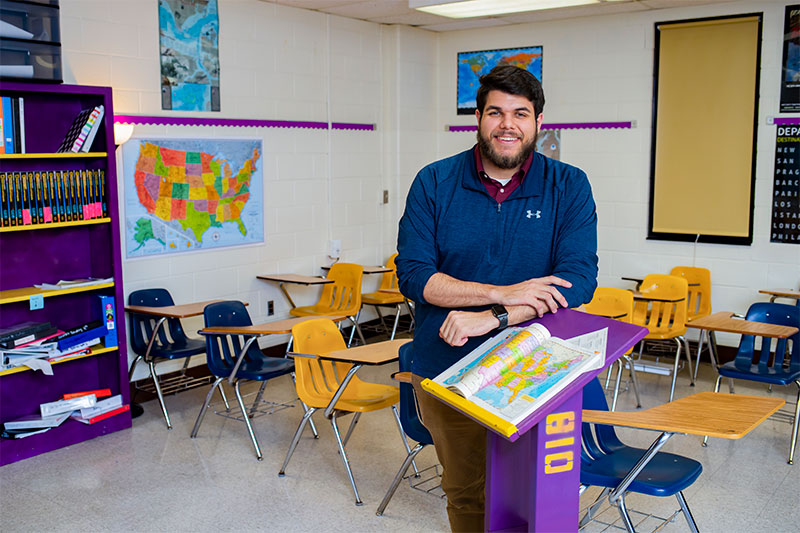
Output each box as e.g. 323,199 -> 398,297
457,46 -> 543,115
159,0 -> 220,111
121,138 -> 264,258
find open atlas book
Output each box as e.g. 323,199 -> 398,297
424,323 -> 607,436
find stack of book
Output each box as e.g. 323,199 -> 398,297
0,321 -> 56,350
0,295 -> 117,372
1,95 -> 25,154
56,105 -> 104,153
1,389 -> 129,439
0,169 -> 108,227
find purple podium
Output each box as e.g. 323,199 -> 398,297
485,310 -> 646,532
431,309 -> 647,532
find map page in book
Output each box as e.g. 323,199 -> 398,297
432,324 -> 606,426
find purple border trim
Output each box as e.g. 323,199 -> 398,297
773,117 -> 800,125
331,122 -> 374,131
113,115 -> 375,131
448,121 -> 633,132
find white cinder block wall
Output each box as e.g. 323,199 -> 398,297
60,0 -> 403,379
58,0 -> 797,379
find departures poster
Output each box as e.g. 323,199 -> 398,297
772,126 -> 800,244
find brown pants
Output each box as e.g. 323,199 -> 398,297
413,374 -> 487,533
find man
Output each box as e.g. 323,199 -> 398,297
395,65 -> 598,532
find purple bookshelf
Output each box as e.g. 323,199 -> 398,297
0,83 -> 130,466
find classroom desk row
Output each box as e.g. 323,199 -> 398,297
124,296 -> 792,516
258,266 -> 392,309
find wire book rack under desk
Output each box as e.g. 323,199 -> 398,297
133,372 -> 212,398
209,391 -> 297,423
578,493 -> 684,533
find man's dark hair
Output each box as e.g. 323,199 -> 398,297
476,65 -> 545,117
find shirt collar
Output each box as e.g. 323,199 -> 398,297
473,144 -> 533,184
465,145 -> 544,199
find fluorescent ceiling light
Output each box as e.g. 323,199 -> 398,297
410,0 -> 626,19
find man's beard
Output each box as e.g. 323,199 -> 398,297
477,128 -> 537,170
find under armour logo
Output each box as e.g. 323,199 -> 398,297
526,210 -> 541,219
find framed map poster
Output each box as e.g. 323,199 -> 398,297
158,0 -> 221,111
457,46 -> 543,115
121,138 -> 264,258
780,5 -> 800,113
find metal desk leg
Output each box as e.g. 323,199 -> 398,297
324,364 -> 364,505
140,317 -> 173,429
279,282 -> 296,309
608,432 -> 679,533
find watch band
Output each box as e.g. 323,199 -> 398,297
491,304 -> 508,329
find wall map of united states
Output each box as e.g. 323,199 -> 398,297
131,141 -> 260,251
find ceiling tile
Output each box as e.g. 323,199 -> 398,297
420,18 -> 514,32
264,0 -> 744,31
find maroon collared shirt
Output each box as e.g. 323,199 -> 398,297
473,145 -> 533,203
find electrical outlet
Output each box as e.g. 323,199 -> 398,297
328,239 -> 341,258
267,300 -> 274,316
383,190 -> 389,204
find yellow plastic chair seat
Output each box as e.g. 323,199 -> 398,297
644,326 -> 688,340
301,377 -> 399,412
290,304 -> 348,317
362,291 -> 404,306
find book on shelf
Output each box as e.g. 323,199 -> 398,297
0,426 -> 50,440
72,404 -> 129,425
0,97 -> 25,153
40,394 -> 97,417
0,320 -> 54,349
54,324 -> 107,351
16,96 -> 25,153
56,105 -> 103,153
0,95 -> 4,155
95,294 -> 118,347
0,173 -> 7,224
1,96 -> 15,153
79,105 -> 104,152
421,324 -> 607,439
63,388 -> 112,400
3,410 -> 70,431
74,394 -> 122,419
2,336 -> 98,358
0,341 -> 96,375
35,277 -> 113,290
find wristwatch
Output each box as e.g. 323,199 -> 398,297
491,304 -> 508,329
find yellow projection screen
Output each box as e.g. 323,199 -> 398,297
650,15 -> 761,245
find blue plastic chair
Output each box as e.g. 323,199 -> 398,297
128,288 -> 207,429
708,302 -> 800,464
376,342 -> 434,516
580,377 -> 703,531
191,301 -> 295,460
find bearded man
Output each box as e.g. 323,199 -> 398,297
395,64 -> 599,532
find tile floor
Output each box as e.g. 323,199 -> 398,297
1,350 -> 797,532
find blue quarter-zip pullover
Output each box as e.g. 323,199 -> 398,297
396,146 -> 598,378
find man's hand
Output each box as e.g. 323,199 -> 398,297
439,310 -> 498,347
492,276 -> 572,315
423,273 -> 572,314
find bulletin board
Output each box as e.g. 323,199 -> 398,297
649,14 -> 762,245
